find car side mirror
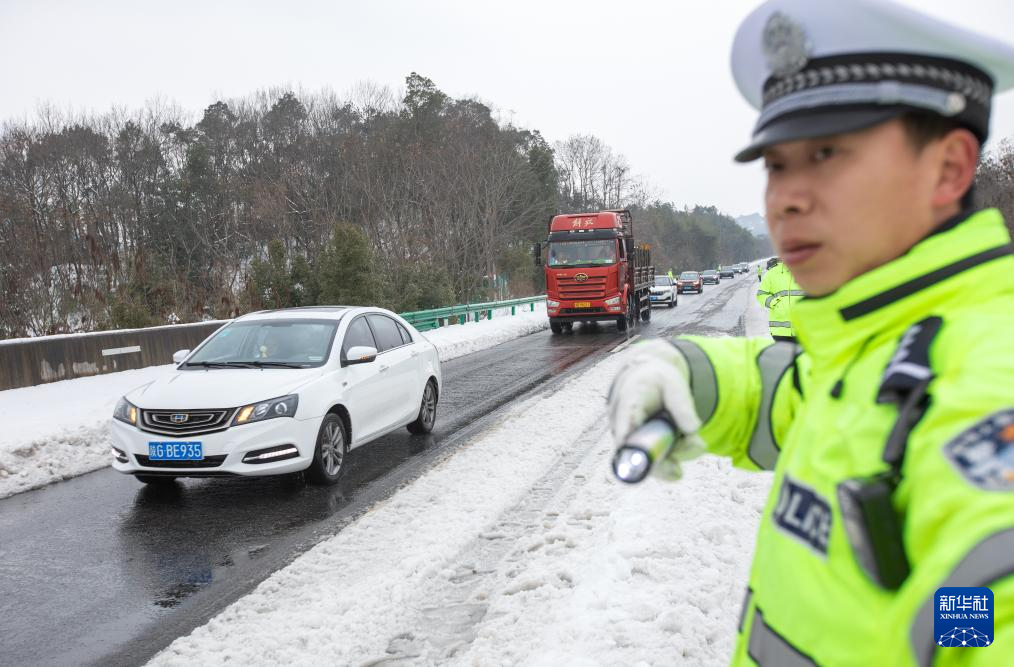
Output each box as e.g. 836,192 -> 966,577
343,346 -> 378,366
172,349 -> 190,364
533,242 -> 543,267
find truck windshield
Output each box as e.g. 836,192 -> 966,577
547,240 -> 617,267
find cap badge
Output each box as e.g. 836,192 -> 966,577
763,12 -> 811,78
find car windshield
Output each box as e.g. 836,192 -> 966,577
184,319 -> 338,369
654,277 -> 671,286
547,240 -> 617,266
679,272 -> 698,280
702,270 -> 717,276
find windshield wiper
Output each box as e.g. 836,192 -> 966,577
184,361 -> 257,369
242,360 -> 309,369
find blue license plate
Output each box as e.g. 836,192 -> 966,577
148,442 -> 203,461
650,295 -> 659,300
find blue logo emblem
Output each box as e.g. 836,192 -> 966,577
170,413 -> 189,424
935,587 -> 993,648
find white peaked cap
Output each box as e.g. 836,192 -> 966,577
731,0 -> 1014,162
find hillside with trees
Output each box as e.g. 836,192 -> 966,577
0,75 -> 845,338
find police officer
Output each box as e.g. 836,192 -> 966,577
756,256 -> 804,341
756,262 -> 763,282
609,1 -> 1014,665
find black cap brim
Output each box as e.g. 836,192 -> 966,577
734,107 -> 903,163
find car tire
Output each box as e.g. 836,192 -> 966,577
550,320 -> 563,335
407,380 -> 438,435
308,413 -> 347,485
668,295 -> 675,308
134,474 -> 176,485
616,315 -> 627,332
641,300 -> 651,321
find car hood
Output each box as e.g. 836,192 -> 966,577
649,286 -> 672,292
127,367 -> 326,409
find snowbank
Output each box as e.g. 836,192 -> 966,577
0,307 -> 549,499
149,348 -> 771,666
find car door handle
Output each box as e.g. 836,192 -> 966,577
410,350 -> 420,357
379,365 -> 390,373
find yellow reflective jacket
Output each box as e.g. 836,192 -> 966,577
671,209 -> 1014,666
756,262 -> 805,338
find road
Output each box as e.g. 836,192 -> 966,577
0,273 -> 758,667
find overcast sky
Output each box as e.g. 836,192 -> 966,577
2,0 -> 1014,217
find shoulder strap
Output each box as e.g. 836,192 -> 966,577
877,316 -> 943,469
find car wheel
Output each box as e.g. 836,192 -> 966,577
641,300 -> 651,321
550,320 -> 563,335
308,413 -> 347,485
616,315 -> 627,332
668,295 -> 675,308
134,474 -> 177,485
407,380 -> 438,435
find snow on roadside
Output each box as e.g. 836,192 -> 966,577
0,364 -> 175,499
148,345 -> 772,666
0,307 -> 548,499
423,301 -> 548,362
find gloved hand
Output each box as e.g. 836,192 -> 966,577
608,338 -> 707,480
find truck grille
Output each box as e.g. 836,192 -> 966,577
556,276 -> 608,299
140,409 -> 235,437
561,307 -> 607,315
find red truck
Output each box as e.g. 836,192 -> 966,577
535,209 -> 654,334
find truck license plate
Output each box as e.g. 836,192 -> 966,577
573,302 -> 591,308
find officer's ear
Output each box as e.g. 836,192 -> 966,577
930,128 -> 979,211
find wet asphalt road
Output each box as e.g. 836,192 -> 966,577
0,274 -> 755,667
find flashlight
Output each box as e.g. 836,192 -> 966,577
611,416 -> 678,484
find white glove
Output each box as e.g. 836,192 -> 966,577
608,338 -> 706,480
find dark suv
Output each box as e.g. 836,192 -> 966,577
719,266 -> 736,279
701,270 -> 720,285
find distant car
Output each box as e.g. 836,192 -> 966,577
110,306 -> 441,486
737,262 -> 749,274
677,271 -> 703,294
719,266 -> 736,279
701,270 -> 720,285
650,275 -> 678,308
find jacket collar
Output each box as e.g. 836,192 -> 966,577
792,208 -> 1014,368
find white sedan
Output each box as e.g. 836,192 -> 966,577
110,306 -> 441,486
649,275 -> 678,308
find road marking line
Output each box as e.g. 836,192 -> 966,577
610,334 -> 640,354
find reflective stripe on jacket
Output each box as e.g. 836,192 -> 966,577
674,209 -> 1014,666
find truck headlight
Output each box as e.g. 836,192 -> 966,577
604,296 -> 621,306
113,397 -> 138,425
547,300 -> 560,308
233,395 -> 299,425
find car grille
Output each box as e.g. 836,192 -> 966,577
135,455 -> 228,469
556,276 -> 608,300
140,408 -> 236,437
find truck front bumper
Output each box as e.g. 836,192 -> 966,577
547,296 -> 625,321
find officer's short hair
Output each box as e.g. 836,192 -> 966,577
898,112 -> 978,209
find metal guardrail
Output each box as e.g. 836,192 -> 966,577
400,296 -> 546,331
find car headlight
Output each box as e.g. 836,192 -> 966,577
113,397 -> 138,425
604,296 -> 621,306
233,395 -> 299,426
547,300 -> 560,308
